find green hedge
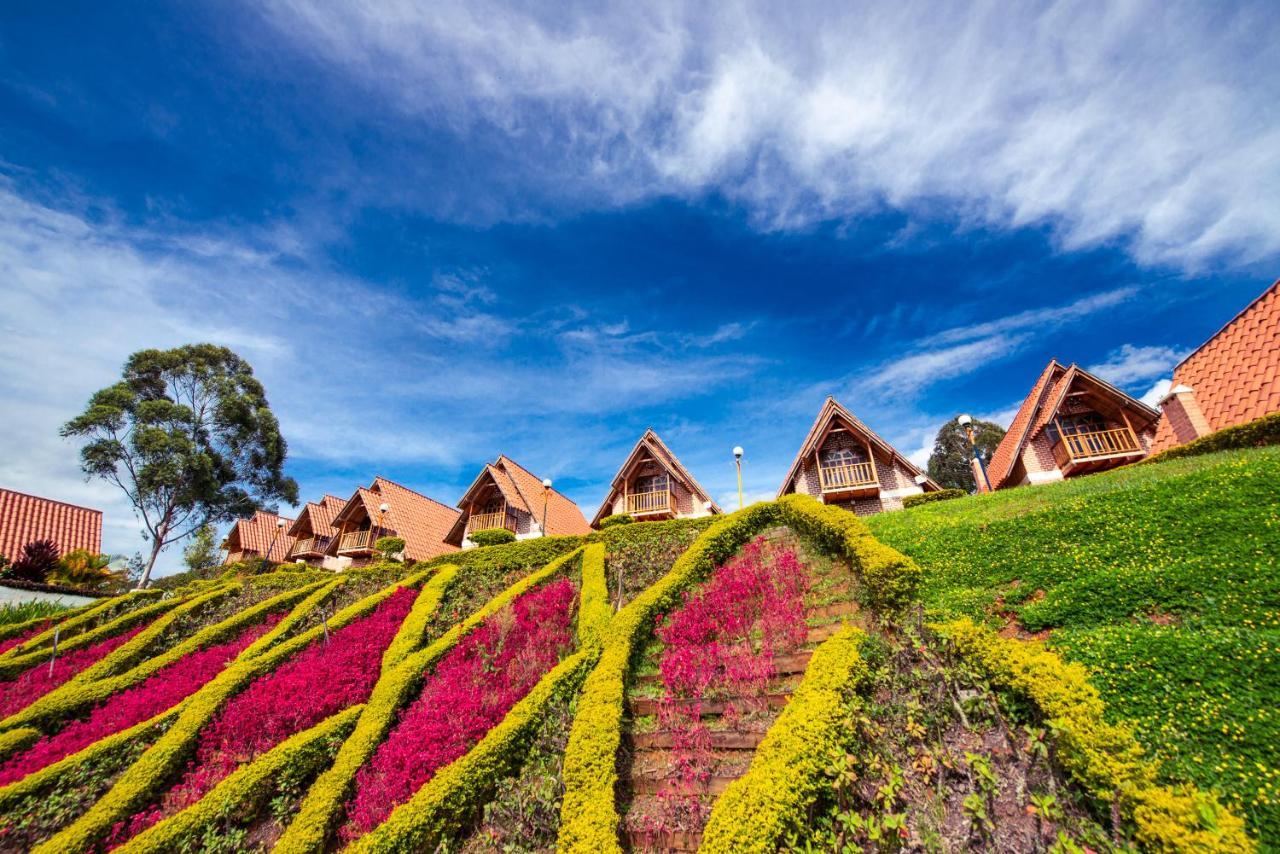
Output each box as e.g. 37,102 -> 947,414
597,514 -> 632,529
116,705 -> 365,854
33,568 -> 436,853
1143,411 -> 1280,465
936,618 -> 1253,852
701,626 -> 868,853
0,589 -> 163,657
276,547 -> 588,854
902,487 -> 966,509
468,528 -> 516,547
380,565 -> 459,674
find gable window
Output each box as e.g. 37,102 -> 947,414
1045,411 -> 1107,444
820,447 -> 866,468
634,473 -> 669,495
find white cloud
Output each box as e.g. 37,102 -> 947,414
259,0 -> 1280,269
1140,378 -> 1173,407
1087,343 -> 1186,388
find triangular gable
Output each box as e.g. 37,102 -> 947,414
988,361 -> 1067,490
223,510 -> 295,562
591,429 -> 721,526
777,397 -> 937,498
1033,366 -> 1160,436
493,456 -> 592,537
287,494 -> 346,538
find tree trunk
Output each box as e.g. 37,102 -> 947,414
136,534 -> 165,590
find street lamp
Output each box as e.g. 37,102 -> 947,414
733,446 -> 744,511
376,502 -> 390,546
541,478 -> 552,537
957,414 -> 993,492
263,518 -> 286,574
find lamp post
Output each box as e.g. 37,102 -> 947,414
957,414 -> 993,492
376,502 -> 390,548
262,518 -> 286,575
733,446 -> 744,511
541,478 -> 552,537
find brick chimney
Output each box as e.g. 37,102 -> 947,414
1159,384 -> 1212,445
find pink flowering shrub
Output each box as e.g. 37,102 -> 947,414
0,622 -> 53,657
0,613 -> 283,786
340,577 -> 578,842
649,537 -> 808,832
109,586 -> 419,846
0,624 -> 147,720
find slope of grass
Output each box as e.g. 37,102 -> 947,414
867,447 -> 1280,844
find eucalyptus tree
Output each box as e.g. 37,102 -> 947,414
926,416 -> 1007,492
62,344 -> 298,588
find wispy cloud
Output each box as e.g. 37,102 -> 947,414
258,0 -> 1280,269
1086,343 -> 1187,388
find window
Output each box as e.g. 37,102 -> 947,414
821,446 -> 866,468
1045,411 -> 1107,444
634,473 -> 669,494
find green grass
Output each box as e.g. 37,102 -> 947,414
0,600 -> 68,627
867,447 -> 1280,845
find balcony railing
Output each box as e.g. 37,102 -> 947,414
626,489 -> 673,516
468,509 -> 517,534
337,529 -> 377,553
1054,427 -> 1142,467
818,462 -> 877,492
291,536 -> 330,556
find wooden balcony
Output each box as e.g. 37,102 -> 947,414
337,529 -> 377,554
291,536 -> 330,557
625,489 -> 674,518
468,509 -> 517,535
818,462 -> 878,499
1052,427 -> 1144,475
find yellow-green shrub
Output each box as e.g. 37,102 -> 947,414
701,626 -> 867,853
277,547 -> 588,854
0,589 -> 163,660
116,705 -> 365,854
577,543 -> 611,648
380,565 -> 459,673
935,618 -> 1254,853
0,726 -> 38,762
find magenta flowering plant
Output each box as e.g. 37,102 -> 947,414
0,613 -> 283,787
0,622 -> 54,657
0,623 -> 148,720
339,577 -> 579,842
108,586 -> 419,846
648,537 -> 809,833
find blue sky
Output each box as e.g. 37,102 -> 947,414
1,1 -> 1277,574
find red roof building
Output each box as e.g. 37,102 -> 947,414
0,488 -> 103,560
987,360 -> 1160,490
447,456 -> 591,547
285,494 -> 347,565
221,510 -> 296,565
591,429 -> 721,527
1152,279 -> 1280,452
777,397 -> 941,515
325,477 -> 460,566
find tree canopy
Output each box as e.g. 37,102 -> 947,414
926,417 -> 1007,491
61,344 -> 298,588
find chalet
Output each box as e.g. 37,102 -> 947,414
324,477 -> 460,568
987,360 -> 1160,490
590,429 -> 721,527
222,510 -> 296,565
1152,279 -> 1280,452
446,456 -> 592,548
0,487 -> 103,561
777,397 -> 940,515
285,494 -> 346,566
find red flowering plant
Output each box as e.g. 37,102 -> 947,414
0,622 -> 55,657
647,537 -> 809,833
107,586 -> 419,846
339,577 -> 579,843
0,624 -> 148,720
0,613 -> 283,787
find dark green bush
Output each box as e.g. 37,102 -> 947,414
374,536 -> 406,560
1143,411 -> 1280,464
598,514 -> 633,529
902,488 -> 966,509
586,516 -> 717,607
468,528 -> 517,547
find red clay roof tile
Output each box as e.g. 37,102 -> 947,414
0,488 -> 103,560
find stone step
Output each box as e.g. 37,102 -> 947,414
634,651 -> 814,688
626,829 -> 703,853
632,729 -> 766,751
629,693 -> 789,718
629,773 -> 738,796
807,600 -> 860,620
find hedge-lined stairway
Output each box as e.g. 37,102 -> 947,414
0,485 -> 1263,851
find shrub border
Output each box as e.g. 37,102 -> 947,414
934,618 -> 1254,852
902,487 -> 966,509
380,566 -> 459,674
275,546 -> 589,854
1142,411 -> 1280,466
700,625 -> 867,853
0,589 -> 164,658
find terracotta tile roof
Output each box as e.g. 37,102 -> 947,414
329,477 -> 461,562
591,429 -> 721,526
777,397 -> 940,497
1152,279 -> 1280,451
0,488 -> 103,560
287,494 -> 346,538
222,510 -> 296,563
988,360 -> 1160,488
451,456 -> 592,542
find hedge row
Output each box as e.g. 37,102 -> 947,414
700,625 -> 868,853
32,568 -> 436,853
0,589 -> 163,655
0,580 -> 334,735
1143,411 -> 1280,465
936,618 -> 1253,852
349,546 -> 611,851
902,487 -> 966,509
117,705 -> 366,854
276,547 -> 589,854
380,566 -> 459,674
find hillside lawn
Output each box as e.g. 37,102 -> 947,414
867,446 -> 1280,846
